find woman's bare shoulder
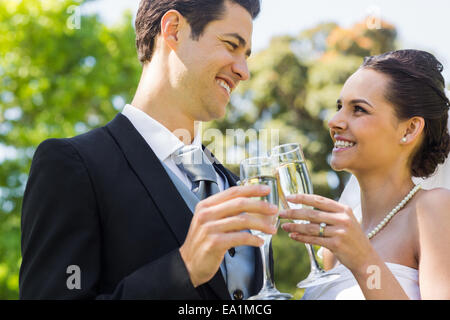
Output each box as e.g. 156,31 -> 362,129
416,187 -> 450,209
415,187 -> 450,225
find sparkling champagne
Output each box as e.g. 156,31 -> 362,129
276,161 -> 313,223
243,175 -> 279,240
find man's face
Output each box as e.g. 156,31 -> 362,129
172,1 -> 253,122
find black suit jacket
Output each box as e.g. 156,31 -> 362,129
19,113 -> 268,299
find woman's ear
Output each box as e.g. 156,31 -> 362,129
400,116 -> 425,144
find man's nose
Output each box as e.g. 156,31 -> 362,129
232,57 -> 250,81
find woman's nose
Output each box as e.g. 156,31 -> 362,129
328,110 -> 347,130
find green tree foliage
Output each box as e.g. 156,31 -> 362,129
0,0 -> 141,299
0,0 -> 398,299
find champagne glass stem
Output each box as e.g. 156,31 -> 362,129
260,236 -> 274,291
305,244 -> 321,272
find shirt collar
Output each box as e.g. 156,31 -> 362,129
121,104 -> 202,162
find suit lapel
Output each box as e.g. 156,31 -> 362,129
106,114 -> 230,300
107,114 -> 192,246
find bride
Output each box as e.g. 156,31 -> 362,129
280,49 -> 450,300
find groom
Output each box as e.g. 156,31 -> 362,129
19,0 -> 277,300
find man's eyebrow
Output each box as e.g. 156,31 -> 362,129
223,33 -> 252,57
337,98 -> 374,108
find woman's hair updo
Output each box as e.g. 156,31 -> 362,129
361,49 -> 450,178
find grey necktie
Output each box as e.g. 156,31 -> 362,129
173,146 -> 220,200
171,145 -> 255,300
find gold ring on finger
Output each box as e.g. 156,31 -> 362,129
318,222 -> 326,237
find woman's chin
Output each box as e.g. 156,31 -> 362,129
330,158 -> 350,172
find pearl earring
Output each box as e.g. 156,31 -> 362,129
401,137 -> 407,143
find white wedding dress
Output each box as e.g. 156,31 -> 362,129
301,262 -> 420,300
303,109 -> 450,300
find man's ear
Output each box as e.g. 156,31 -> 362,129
160,10 -> 186,51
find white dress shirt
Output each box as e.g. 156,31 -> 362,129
121,104 -> 225,192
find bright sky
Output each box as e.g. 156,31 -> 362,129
82,0 -> 450,83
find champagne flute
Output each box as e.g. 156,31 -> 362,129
240,156 -> 292,300
271,143 -> 340,288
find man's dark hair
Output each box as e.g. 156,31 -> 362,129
135,0 -> 261,64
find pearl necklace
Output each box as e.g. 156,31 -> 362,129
367,184 -> 422,239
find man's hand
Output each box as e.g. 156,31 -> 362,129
179,185 -> 278,287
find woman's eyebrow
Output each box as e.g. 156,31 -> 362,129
337,98 -> 374,108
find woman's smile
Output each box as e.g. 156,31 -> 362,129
333,138 -> 357,153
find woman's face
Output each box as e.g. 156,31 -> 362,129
328,68 -> 407,175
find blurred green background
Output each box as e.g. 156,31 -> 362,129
0,0 -> 446,299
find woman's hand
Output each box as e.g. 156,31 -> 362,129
279,193 -> 376,273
